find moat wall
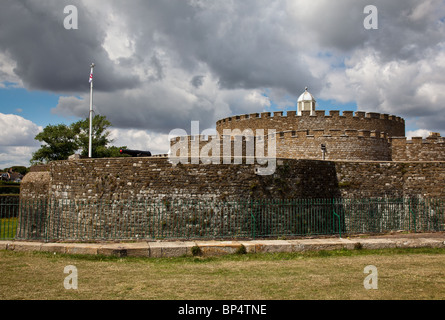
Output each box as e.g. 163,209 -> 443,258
21,157 -> 445,201
18,157 -> 445,240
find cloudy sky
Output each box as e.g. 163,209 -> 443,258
0,0 -> 444,168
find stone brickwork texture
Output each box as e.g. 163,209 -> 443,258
24,157 -> 443,201
172,110 -> 444,162
391,135 -> 445,161
216,110 -> 405,138
19,157 -> 445,240
170,129 -> 392,161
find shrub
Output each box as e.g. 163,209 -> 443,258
235,244 -> 247,255
191,246 -> 202,256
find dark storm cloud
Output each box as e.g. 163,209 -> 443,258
107,0 -> 320,94
415,114 -> 445,133
53,86 -> 219,133
0,0 -> 140,93
4,0 -> 445,136
191,75 -> 204,88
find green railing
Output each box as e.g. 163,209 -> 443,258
0,198 -> 444,242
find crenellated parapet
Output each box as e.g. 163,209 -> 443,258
169,127 -> 392,162
170,129 -> 445,163
390,133 -> 445,161
216,110 -> 405,138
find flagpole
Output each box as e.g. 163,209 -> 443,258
88,63 -> 95,158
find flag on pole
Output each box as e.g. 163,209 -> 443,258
89,70 -> 93,83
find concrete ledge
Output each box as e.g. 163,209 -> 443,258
394,238 -> 445,249
247,240 -> 292,253
155,241 -> 196,258
288,238 -> 355,252
1,234 -> 445,258
98,244 -> 130,257
195,241 -> 243,256
238,241 -> 257,254
123,242 -> 151,257
353,238 -> 397,250
4,241 -> 43,252
65,243 -> 101,255
41,243 -> 67,254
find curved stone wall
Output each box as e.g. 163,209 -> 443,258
17,166 -> 50,240
169,128 -> 392,161
216,110 -> 405,138
275,129 -> 391,161
17,157 -> 445,241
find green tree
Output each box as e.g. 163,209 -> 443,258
31,124 -> 78,164
31,115 -> 129,164
72,115 -> 112,157
10,166 -> 30,175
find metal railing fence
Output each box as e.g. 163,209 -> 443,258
0,198 -> 443,242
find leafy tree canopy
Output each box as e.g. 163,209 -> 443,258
31,115 -> 129,164
8,166 -> 30,175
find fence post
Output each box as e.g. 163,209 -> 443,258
409,198 -> 417,233
46,199 -> 52,243
250,200 -> 256,240
333,199 -> 341,238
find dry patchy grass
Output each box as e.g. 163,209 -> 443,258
0,248 -> 445,300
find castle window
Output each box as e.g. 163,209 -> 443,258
292,131 -> 296,137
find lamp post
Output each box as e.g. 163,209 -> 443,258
321,144 -> 326,160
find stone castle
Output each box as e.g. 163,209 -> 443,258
18,88 -> 445,240
171,87 -> 444,163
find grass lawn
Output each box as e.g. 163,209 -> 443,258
0,247 -> 445,300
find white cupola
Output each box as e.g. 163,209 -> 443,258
297,87 -> 316,115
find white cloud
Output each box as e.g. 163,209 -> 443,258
407,0 -> 438,21
0,113 -> 42,147
0,146 -> 39,168
109,128 -> 171,155
319,46 -> 445,132
0,113 -> 42,167
406,129 -> 432,139
0,52 -> 22,87
244,91 -> 271,109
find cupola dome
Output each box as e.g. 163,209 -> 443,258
297,87 -> 316,115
